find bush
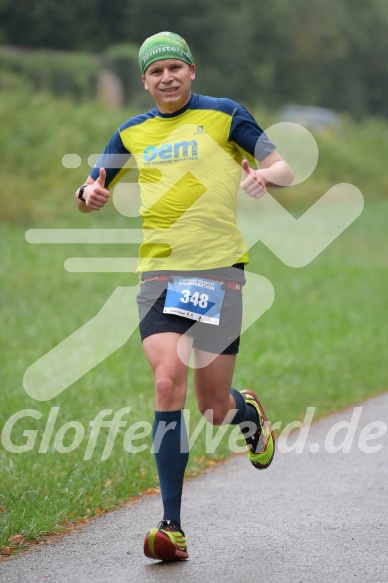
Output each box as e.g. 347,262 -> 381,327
0,47 -> 101,101
103,43 -> 146,105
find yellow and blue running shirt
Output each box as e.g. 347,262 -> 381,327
90,93 -> 275,274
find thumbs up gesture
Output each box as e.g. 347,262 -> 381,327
80,168 -> 111,211
240,159 -> 267,199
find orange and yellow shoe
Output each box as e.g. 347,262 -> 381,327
144,520 -> 189,561
240,390 -> 275,469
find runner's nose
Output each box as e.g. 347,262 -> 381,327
161,68 -> 173,82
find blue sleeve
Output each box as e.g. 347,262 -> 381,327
90,130 -> 132,188
229,104 -> 276,162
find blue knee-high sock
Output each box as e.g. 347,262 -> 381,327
152,410 -> 189,528
230,388 -> 259,436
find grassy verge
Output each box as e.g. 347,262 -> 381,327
0,198 -> 387,552
0,86 -> 387,553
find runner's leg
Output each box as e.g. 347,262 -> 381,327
142,332 -> 193,528
193,350 -> 259,429
193,348 -> 275,470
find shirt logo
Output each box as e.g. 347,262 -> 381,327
143,140 -> 198,164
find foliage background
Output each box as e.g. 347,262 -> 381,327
1,0 -> 388,117
0,0 -> 387,554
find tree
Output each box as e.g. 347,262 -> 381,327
1,0 -> 387,117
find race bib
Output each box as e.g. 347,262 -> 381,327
163,276 -> 226,325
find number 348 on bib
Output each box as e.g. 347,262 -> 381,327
163,277 -> 226,325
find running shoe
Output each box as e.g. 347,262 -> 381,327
240,390 -> 275,469
143,520 -> 189,561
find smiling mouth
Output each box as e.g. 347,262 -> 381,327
160,87 -> 179,93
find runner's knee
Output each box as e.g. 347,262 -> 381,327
155,376 -> 182,406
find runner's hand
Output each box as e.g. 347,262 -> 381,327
83,168 -> 110,210
240,159 -> 267,199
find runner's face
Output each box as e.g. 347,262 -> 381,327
142,59 -> 196,113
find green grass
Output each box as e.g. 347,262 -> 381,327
239,199 -> 388,418
1,199 -> 387,552
0,86 -> 387,552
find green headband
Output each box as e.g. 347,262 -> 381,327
139,31 -> 193,75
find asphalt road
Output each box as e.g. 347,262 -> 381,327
1,393 -> 387,583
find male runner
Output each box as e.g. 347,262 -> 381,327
75,31 -> 293,561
